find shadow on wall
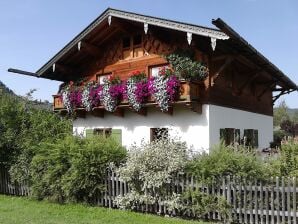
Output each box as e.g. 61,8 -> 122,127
73,105 -> 209,133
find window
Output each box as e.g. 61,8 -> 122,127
97,73 -> 111,84
94,128 -> 112,137
220,128 -> 240,146
150,64 -> 169,77
122,34 -> 143,59
243,129 -> 258,148
150,128 -> 168,142
85,128 -> 122,144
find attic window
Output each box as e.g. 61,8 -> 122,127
122,34 -> 143,59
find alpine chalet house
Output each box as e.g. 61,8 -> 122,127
9,8 -> 297,152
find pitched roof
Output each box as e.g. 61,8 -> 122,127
212,18 -> 297,91
35,8 -> 228,77
11,8 -> 296,92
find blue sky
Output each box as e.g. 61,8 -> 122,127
1,0 -> 297,107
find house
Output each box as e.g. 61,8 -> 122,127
9,8 -> 297,152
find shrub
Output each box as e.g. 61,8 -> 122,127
115,138 -> 188,210
186,143 -> 273,182
270,139 -> 298,177
30,135 -> 126,203
9,107 -> 71,183
182,188 -> 231,222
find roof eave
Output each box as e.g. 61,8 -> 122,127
36,8 -> 228,78
212,18 -> 298,91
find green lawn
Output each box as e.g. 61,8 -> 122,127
0,195 -> 209,224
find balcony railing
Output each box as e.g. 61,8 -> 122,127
53,80 -> 203,116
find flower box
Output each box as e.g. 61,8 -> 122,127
53,80 -> 203,113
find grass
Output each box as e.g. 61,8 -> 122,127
0,195 -> 209,224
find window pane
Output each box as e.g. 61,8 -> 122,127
97,74 -> 111,84
150,65 -> 169,77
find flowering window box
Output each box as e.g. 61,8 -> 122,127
53,80 -> 203,114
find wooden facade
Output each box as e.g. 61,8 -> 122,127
52,22 -> 273,116
25,8 -> 296,117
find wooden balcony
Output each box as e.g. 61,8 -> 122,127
53,81 -> 204,117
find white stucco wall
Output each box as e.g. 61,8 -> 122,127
208,104 -> 273,149
73,105 -> 210,152
73,104 -> 273,152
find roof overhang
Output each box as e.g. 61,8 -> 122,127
212,18 -> 298,92
35,8 -> 229,78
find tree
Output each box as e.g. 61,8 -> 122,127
273,100 -> 290,127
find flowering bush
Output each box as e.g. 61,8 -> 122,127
126,71 -> 149,111
149,68 -> 180,112
115,137 -> 188,211
101,76 -> 125,112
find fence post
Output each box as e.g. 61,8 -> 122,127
276,176 -> 280,224
259,181 -> 264,224
254,180 -> 258,224
287,177 -> 291,224
281,177 -> 286,223
293,177 -> 296,224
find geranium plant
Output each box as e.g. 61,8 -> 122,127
126,70 -> 149,111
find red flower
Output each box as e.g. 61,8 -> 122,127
108,75 -> 115,82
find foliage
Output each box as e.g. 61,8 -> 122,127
0,91 -> 71,173
0,195 -> 207,224
0,93 -> 26,167
166,54 -> 208,81
272,129 -> 286,148
182,188 -> 231,222
273,100 -> 290,127
280,119 -> 297,137
270,140 -> 298,177
30,135 -> 126,203
115,138 -> 188,210
186,143 -> 273,182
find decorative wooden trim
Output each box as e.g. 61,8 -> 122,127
257,82 -> 276,100
130,107 -> 147,116
92,108 -> 104,117
75,109 -> 86,118
272,89 -> 295,104
211,56 -> 234,86
52,63 -> 73,74
237,71 -> 261,95
113,108 -> 124,117
78,41 -> 101,57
